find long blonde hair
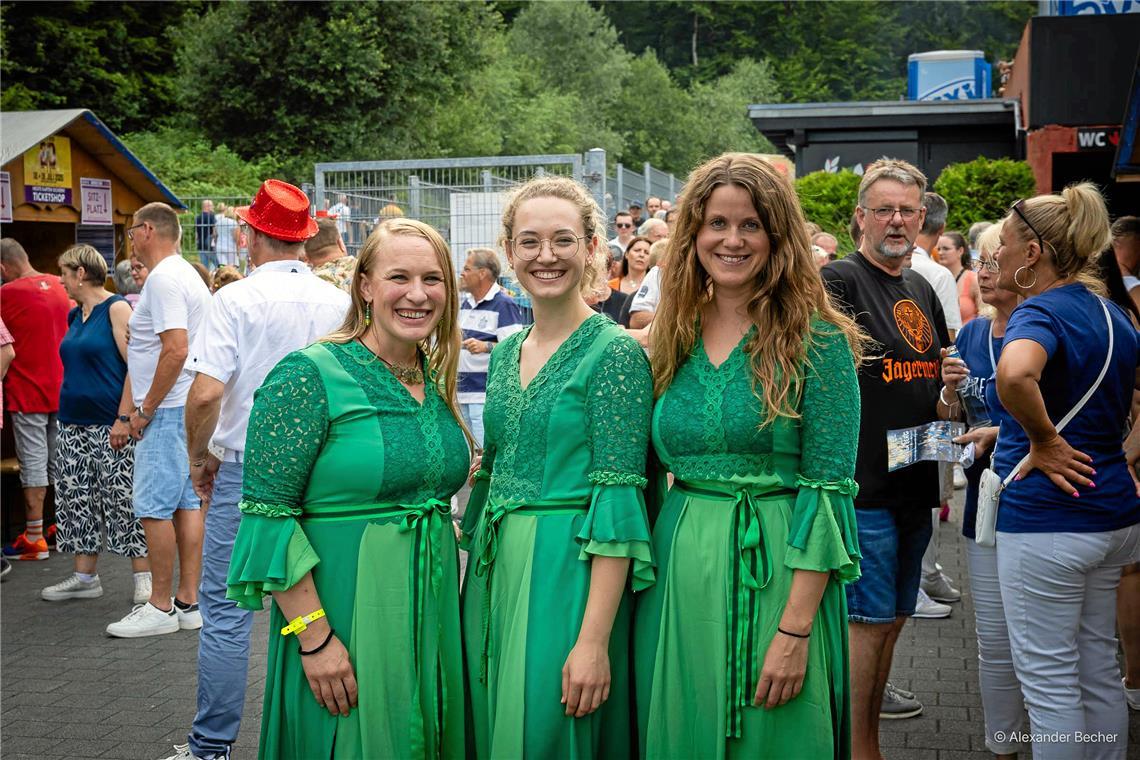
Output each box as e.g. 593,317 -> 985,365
324,218 -> 472,449
651,152 -> 866,425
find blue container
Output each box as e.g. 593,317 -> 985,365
907,50 -> 991,101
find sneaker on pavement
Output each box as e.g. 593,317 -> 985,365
1125,678 -> 1140,711
133,572 -> 153,605
158,743 -> 202,760
174,598 -> 203,630
2,532 -> 49,561
953,464 -> 967,489
885,681 -> 915,700
913,588 -> 952,619
42,573 -> 104,601
106,601 -> 180,638
921,572 -> 962,603
881,681 -> 923,719
0,557 -> 11,580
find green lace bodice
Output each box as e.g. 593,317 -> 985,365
654,320 -> 860,487
241,340 -> 470,514
482,314 -> 652,503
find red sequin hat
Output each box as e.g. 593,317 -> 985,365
236,180 -> 318,242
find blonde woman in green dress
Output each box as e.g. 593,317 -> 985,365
636,153 -> 866,759
461,176 -> 654,758
225,219 -> 473,759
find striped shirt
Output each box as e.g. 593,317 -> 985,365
459,283 -> 524,404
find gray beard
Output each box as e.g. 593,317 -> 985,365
875,239 -> 913,259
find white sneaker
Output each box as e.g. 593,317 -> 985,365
913,588 -> 952,619
133,572 -> 153,605
106,601 -> 180,638
921,572 -> 962,603
41,573 -> 103,601
953,464 -> 967,489
158,744 -> 201,760
1125,678 -> 1140,711
175,599 -> 203,630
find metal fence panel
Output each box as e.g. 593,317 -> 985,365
178,195 -> 254,268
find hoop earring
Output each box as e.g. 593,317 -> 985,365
364,302 -> 372,327
1013,266 -> 1037,290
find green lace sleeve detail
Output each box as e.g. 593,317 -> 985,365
589,471 -> 649,488
238,500 -> 302,518
799,322 -> 860,483
586,334 -> 653,480
241,351 -> 329,512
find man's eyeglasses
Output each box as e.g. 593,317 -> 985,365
1010,199 -> 1048,256
509,235 -> 588,261
125,223 -> 147,241
861,206 -> 922,222
129,264 -> 146,273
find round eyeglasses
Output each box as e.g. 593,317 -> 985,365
509,235 -> 588,261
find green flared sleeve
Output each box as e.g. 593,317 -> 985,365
460,446 -> 494,552
785,321 -> 862,583
577,333 -> 655,591
225,351 -> 329,609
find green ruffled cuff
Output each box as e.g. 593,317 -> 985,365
238,500 -> 302,518
459,469 -> 492,551
785,477 -> 861,583
575,483 -> 655,592
225,512 -> 320,611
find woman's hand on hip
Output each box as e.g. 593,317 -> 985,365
1021,433 -> 1095,497
299,631 -> 359,717
561,638 -> 611,718
754,629 -> 809,709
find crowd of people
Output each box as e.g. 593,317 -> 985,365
0,154 -> 1138,760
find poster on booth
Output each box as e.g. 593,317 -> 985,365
23,135 -> 73,205
0,172 -> 12,223
80,178 -> 113,225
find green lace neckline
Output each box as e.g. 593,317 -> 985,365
696,325 -> 756,372
512,312 -> 607,394
346,339 -> 429,408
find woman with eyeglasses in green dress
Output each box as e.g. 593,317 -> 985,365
225,219 -> 473,759
461,176 -> 654,759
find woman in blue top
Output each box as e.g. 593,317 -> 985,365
41,245 -> 150,608
992,183 -> 1140,757
940,224 -> 1025,758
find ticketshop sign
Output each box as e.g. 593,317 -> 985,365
22,135 -> 73,206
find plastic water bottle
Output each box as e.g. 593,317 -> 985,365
945,345 -> 991,429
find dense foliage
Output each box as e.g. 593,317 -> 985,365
933,157 -> 1038,233
1,0 -> 1035,197
795,171 -> 864,255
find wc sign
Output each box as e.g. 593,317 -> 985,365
1076,127 -> 1121,151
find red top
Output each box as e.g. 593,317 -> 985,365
1,274 -> 71,413
957,269 -> 978,324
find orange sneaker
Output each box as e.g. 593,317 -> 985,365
2,532 -> 49,560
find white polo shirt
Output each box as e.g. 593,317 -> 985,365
189,259 -> 350,454
909,247 -> 963,333
128,254 -> 212,408
629,266 -> 662,314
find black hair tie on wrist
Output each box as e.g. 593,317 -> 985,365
299,627 -> 335,656
777,626 -> 811,639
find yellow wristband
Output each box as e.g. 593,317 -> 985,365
280,607 -> 326,636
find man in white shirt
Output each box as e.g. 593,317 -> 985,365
107,203 -> 212,639
608,211 -> 635,254
328,193 -> 353,247
174,180 -> 350,760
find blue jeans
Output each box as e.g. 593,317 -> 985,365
845,506 -> 932,624
189,462 -> 253,760
460,402 -> 485,449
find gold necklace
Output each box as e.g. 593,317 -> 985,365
356,339 -> 424,384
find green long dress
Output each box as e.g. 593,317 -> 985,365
461,313 -> 655,759
634,320 -> 862,760
225,340 -> 471,760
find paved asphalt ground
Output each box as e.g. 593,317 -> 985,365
3,491 -> 1139,759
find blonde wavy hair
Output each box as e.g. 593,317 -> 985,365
651,153 -> 866,425
1003,181 -> 1110,296
499,175 -> 608,299
324,218 -> 472,449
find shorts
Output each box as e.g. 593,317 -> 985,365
11,412 -> 58,488
132,406 -> 200,520
846,506 -> 933,624
55,423 -> 147,557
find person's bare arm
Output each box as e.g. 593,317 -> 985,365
562,556 -> 629,718
185,374 -> 225,502
108,300 -> 132,362
129,329 -> 189,440
754,569 -> 828,708
0,342 -> 13,380
629,310 -> 654,330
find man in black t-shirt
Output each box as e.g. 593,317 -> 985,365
821,158 -> 955,756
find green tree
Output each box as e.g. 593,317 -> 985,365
933,157 -> 1037,233
122,127 -> 276,198
0,1 -> 196,133
795,170 -> 863,255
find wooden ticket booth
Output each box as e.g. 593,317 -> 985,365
0,109 -> 184,542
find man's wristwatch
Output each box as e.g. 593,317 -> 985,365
117,413 -> 131,424
135,405 -> 155,422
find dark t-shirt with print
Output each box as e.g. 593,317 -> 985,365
822,251 -> 951,510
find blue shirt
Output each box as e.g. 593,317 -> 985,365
956,317 -> 1009,539
993,284 -> 1140,533
458,284 -> 524,404
58,295 -> 128,426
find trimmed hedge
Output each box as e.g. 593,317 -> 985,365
933,157 -> 1037,233
795,170 -> 862,255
